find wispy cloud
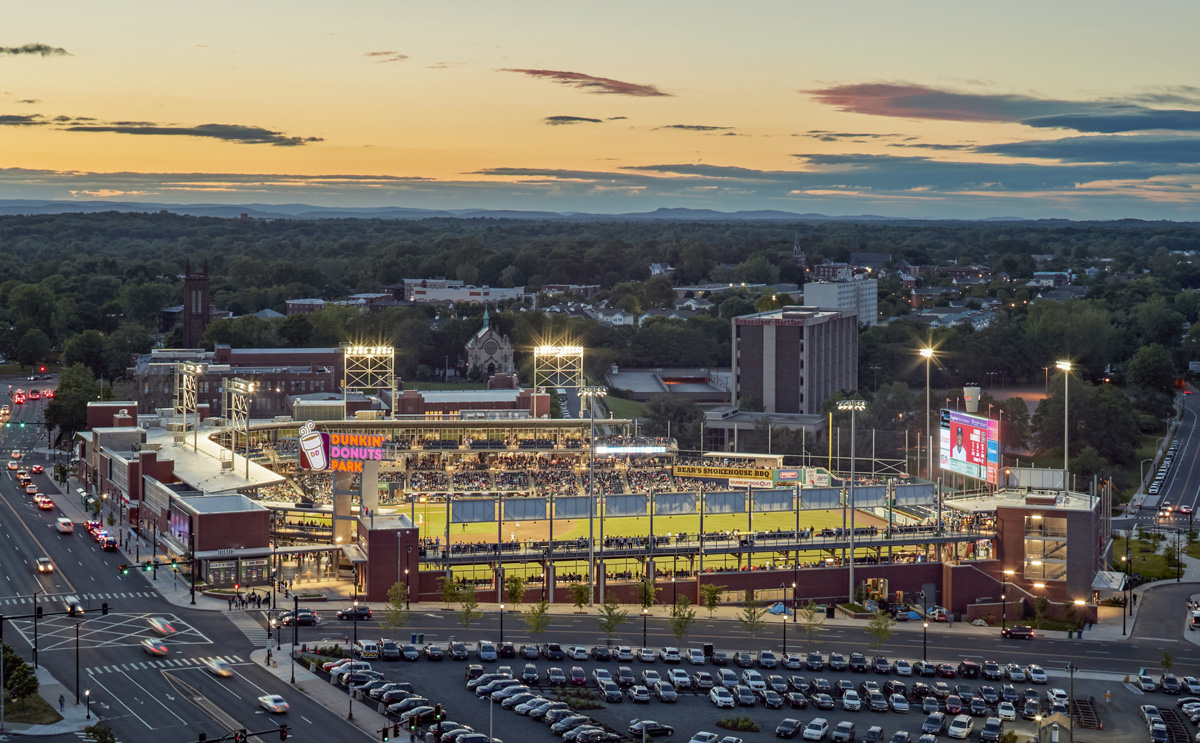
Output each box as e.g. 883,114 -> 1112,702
799,130 -> 903,141
656,124 -> 733,132
543,115 -> 604,126
0,114 -> 46,126
0,43 -> 70,57
805,82 -> 1200,135
977,134 -> 1200,163
499,68 -> 671,97
17,99 -> 38,104
364,51 -> 408,63
63,122 -> 323,146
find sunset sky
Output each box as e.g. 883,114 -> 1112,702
4,1 -> 1200,218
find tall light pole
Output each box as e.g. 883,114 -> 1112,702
919,347 -> 934,480
499,603 -> 505,643
1056,360 -> 1072,485
1001,569 -> 1015,632
580,385 -> 608,607
642,608 -> 648,647
838,399 -> 867,603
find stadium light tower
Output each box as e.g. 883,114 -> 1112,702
1056,360 -> 1072,486
580,385 -> 608,606
837,398 -> 867,604
918,346 -> 934,479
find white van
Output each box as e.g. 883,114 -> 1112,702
355,640 -> 379,659
55,518 -> 74,534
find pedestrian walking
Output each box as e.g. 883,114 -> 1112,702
59,694 -> 65,713
228,596 -> 233,610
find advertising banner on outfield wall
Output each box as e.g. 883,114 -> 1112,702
654,492 -> 698,515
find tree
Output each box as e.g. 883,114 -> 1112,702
16,328 -> 51,368
638,577 -> 661,609
61,329 -> 107,378
569,584 -> 590,613
1163,650 -> 1174,672
439,577 -> 460,608
796,600 -> 825,651
866,610 -> 896,649
524,599 -> 552,641
384,582 -> 410,629
457,585 -> 483,631
1,643 -> 38,700
597,593 -> 628,643
1127,343 -> 1176,397
83,723 -> 117,743
700,583 -> 725,617
737,600 -> 768,640
505,574 -> 527,610
669,595 -> 697,644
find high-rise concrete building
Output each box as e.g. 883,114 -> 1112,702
733,306 -> 858,415
802,278 -> 879,327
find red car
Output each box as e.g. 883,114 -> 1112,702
936,664 -> 957,678
569,666 -> 587,686
30,465 -> 43,474
43,389 -> 54,399
945,695 -> 963,714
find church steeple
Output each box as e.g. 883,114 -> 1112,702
482,306 -> 490,329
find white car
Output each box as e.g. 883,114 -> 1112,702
205,658 -> 233,677
890,694 -> 910,713
638,647 -> 656,663
1027,665 -> 1048,684
258,694 -> 289,713
1005,664 -> 1025,682
709,687 -> 735,708
148,617 -> 177,636
141,639 -> 168,656
689,735 -> 720,743
1048,688 -> 1070,706
660,647 -> 681,663
894,660 -> 913,676
947,714 -> 973,739
1138,675 -> 1159,692
841,690 -> 862,710
997,702 -> 1016,721
567,645 -> 589,661
668,668 -> 692,689
616,646 -> 634,662
783,653 -> 803,670
802,718 -> 829,741
741,670 -> 767,691
688,648 -> 706,665
592,669 -> 613,687
1184,676 -> 1200,694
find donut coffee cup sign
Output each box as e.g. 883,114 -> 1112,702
297,421 -> 384,473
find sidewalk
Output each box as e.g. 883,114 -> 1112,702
0,666 -> 96,737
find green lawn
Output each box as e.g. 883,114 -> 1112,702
1114,535 -> 1175,580
603,396 -> 649,420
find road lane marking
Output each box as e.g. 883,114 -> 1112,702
300,716 -> 314,725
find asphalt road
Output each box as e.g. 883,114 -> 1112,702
0,387 -> 372,743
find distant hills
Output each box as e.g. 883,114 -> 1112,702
0,200 -> 1038,223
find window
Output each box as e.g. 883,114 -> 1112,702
1023,515 -> 1067,581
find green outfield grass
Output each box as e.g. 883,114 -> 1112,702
603,396 -> 649,419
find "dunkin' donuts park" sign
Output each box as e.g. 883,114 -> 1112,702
298,421 -> 385,472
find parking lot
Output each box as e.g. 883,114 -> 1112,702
312,640 -> 1181,743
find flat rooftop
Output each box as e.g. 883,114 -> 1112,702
945,488 -> 1099,513
175,494 -> 268,515
146,425 -> 285,493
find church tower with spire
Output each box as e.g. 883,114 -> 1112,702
464,308 -> 513,377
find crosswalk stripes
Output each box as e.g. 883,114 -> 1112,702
0,590 -> 157,606
226,611 -> 270,645
75,731 -> 122,743
85,654 -> 246,676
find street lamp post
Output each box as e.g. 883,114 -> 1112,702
1056,360 -> 1072,485
792,581 -> 797,624
499,603 -> 505,644
1001,569 -> 1015,632
291,594 -> 299,685
782,613 -> 787,655
85,690 -> 90,719
405,567 -> 411,609
837,399 -> 867,603
919,347 -> 934,480
922,621 -> 928,662
642,608 -> 648,648
352,598 -> 359,646
1066,662 -> 1077,743
581,386 -> 608,607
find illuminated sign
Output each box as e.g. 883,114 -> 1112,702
776,469 -> 800,481
674,465 -> 773,482
298,421 -> 385,473
594,445 -> 668,455
939,409 -> 1000,485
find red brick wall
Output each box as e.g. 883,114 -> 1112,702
196,511 -> 270,552
87,402 -> 139,429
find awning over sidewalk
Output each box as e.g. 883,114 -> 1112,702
1092,570 -> 1126,592
341,544 -> 368,564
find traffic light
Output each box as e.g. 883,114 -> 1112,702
381,727 -> 389,742
171,559 -> 177,569
234,730 -> 247,743
433,703 -> 443,721
392,723 -> 401,738
35,605 -> 42,618
279,725 -> 288,741
408,718 -> 418,732
101,602 -> 109,615
119,564 -> 128,575
143,561 -> 151,572
38,367 -> 45,373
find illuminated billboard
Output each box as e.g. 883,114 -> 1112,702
939,409 -> 1000,485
